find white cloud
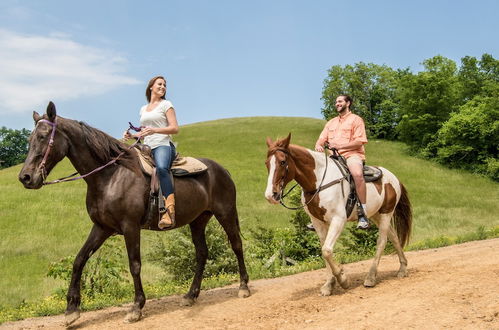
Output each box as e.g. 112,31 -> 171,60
0,29 -> 140,114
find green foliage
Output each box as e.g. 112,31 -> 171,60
147,222 -> 238,282
0,127 -> 31,168
46,236 -> 129,299
429,87 -> 499,180
247,186 -> 321,271
397,55 -> 461,149
321,62 -> 401,139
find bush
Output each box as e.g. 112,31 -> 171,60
148,221 -> 238,282
47,236 -> 129,299
430,95 -> 499,180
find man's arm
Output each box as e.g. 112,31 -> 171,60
315,123 -> 330,152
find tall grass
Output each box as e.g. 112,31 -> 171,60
0,116 -> 498,309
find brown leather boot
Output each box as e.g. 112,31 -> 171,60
158,194 -> 175,229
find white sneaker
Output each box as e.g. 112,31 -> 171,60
357,217 -> 369,229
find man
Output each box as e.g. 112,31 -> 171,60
314,94 -> 369,229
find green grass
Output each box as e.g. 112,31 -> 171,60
1,116 -> 498,312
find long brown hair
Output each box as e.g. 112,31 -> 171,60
145,76 -> 166,102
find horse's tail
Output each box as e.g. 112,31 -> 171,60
393,182 -> 412,248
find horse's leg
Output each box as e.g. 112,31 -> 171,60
387,225 -> 409,278
65,224 -> 113,326
181,212 -> 212,306
122,224 -> 145,323
364,213 -> 391,287
311,217 -> 336,296
321,215 -> 349,290
215,208 -> 250,299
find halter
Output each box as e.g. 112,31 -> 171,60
36,118 -> 140,185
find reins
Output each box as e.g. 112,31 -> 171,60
277,146 -> 348,211
39,118 -> 141,185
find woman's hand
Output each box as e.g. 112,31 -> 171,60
138,127 -> 156,137
123,130 -> 132,139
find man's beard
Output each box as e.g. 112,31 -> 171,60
336,104 -> 347,113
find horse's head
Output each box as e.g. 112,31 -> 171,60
264,133 -> 296,204
19,102 -> 69,189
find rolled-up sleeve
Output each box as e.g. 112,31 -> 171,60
352,117 -> 368,144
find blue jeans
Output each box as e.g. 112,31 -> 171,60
152,143 -> 176,197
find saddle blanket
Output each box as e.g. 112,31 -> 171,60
134,148 -> 208,177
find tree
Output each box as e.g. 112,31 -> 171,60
0,127 -> 31,168
431,83 -> 499,180
321,62 -> 401,139
396,55 -> 461,149
458,53 -> 499,103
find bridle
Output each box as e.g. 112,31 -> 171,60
37,119 -> 58,183
36,118 -> 140,185
271,147 -> 347,211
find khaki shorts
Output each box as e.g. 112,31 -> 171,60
346,155 -> 364,168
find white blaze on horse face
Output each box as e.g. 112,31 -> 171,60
265,155 -> 279,203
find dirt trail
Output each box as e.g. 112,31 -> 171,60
3,238 -> 499,330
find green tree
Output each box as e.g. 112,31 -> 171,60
458,53 -> 499,103
0,127 -> 31,168
431,83 -> 499,180
397,55 -> 461,149
321,62 -> 401,139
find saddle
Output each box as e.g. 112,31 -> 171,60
133,145 -> 208,230
330,155 -> 383,219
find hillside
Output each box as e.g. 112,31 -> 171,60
1,116 -> 498,308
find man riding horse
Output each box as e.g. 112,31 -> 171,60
314,94 -> 369,230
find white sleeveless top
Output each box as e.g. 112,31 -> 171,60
139,99 -> 174,149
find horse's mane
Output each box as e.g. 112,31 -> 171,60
68,120 -> 138,171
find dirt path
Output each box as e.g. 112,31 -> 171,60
3,238 -> 499,330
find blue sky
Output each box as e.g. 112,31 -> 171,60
1,0 -> 498,137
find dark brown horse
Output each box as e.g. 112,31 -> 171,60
18,102 -> 250,325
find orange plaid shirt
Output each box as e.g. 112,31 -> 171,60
316,112 -> 368,160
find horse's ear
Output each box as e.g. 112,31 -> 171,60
33,111 -> 41,123
46,101 -> 56,122
266,137 -> 274,147
282,133 -> 291,149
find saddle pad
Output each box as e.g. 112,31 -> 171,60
134,148 -> 155,175
172,157 -> 208,176
134,148 -> 207,177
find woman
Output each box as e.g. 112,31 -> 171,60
124,75 -> 179,229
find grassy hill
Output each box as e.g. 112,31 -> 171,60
1,116 -> 498,308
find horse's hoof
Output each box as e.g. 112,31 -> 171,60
238,288 -> 251,298
64,310 -> 80,326
320,287 -> 333,296
320,278 -> 335,296
124,309 -> 142,323
180,297 -> 195,306
338,274 -> 349,290
397,269 -> 408,278
364,277 -> 376,287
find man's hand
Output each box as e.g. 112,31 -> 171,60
315,144 -> 324,152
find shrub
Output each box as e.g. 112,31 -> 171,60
148,221 -> 238,282
47,236 -> 129,298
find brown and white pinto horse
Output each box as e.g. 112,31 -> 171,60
265,134 -> 412,294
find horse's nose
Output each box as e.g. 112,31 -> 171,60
272,192 -> 281,201
19,173 -> 31,185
